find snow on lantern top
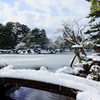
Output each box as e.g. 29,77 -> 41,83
72,44 -> 83,49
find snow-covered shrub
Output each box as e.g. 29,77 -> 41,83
15,42 -> 26,50
0,60 -> 8,68
40,66 -> 48,71
77,90 -> 100,100
87,65 -> 100,81
56,66 -> 74,74
56,66 -> 84,75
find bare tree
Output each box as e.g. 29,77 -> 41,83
57,19 -> 88,67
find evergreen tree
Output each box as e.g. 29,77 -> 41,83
17,24 -> 30,43
39,29 -> 49,49
85,0 -> 100,44
0,22 -> 49,49
26,28 -> 49,49
2,22 -> 17,49
0,23 -> 5,49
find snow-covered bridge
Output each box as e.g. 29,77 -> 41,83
0,65 -> 100,100
0,77 -> 78,98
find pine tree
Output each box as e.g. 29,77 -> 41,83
85,0 -> 100,44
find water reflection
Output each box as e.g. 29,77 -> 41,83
10,87 -> 75,100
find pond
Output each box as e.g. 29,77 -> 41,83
0,52 -> 93,100
0,52 -> 78,71
10,87 -> 75,100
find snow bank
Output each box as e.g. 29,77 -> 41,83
77,90 -> 100,100
56,66 -> 74,74
0,68 -> 96,91
0,59 -> 7,67
56,66 -> 84,74
87,53 -> 100,61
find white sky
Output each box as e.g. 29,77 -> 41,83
0,0 -> 91,40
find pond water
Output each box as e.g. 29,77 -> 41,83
0,52 -> 78,71
10,87 -> 75,100
0,52 -> 93,100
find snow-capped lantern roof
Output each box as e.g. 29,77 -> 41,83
72,44 -> 83,49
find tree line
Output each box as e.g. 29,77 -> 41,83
0,22 -> 49,50
0,0 -> 100,51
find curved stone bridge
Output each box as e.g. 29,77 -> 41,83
0,77 -> 80,99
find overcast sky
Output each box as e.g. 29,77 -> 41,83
0,0 -> 90,40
